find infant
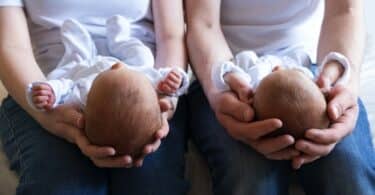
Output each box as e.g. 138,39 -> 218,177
27,16 -> 189,157
213,50 -> 350,139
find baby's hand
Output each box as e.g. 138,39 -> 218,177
224,72 -> 253,104
317,61 -> 345,92
31,83 -> 56,110
158,69 -> 182,95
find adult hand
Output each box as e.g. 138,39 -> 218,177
292,83 -> 358,169
108,97 -> 173,168
34,104 -> 129,168
209,76 -> 300,160
159,95 -> 179,120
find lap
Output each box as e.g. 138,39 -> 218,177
0,96 -> 189,195
0,97 -> 107,195
187,82 -> 375,195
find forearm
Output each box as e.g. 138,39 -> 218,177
185,0 -> 233,101
0,7 -> 45,115
154,35 -> 187,70
318,0 -> 365,94
153,0 -> 187,71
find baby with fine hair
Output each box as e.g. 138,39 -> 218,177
213,50 -> 350,139
26,16 -> 189,157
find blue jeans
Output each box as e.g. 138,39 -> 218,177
0,96 -> 189,195
187,82 -> 375,195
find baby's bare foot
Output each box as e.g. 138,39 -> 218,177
158,70 -> 182,95
31,83 -> 55,110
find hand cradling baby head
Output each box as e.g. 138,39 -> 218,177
253,69 -> 330,139
85,63 -> 162,158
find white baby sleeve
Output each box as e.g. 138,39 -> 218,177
211,60 -> 252,92
26,79 -> 74,111
318,52 -> 351,86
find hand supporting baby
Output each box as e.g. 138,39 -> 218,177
293,60 -> 357,169
218,70 -> 301,160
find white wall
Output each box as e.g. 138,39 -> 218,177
365,0 -> 375,35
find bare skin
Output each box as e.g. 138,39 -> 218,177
0,0 -> 186,168
186,0 -> 365,168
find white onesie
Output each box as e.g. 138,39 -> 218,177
212,50 -> 351,92
26,17 -> 189,110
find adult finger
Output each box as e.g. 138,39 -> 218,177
155,114 -> 170,139
217,112 -> 282,141
58,106 -> 84,129
93,155 -> 133,168
292,154 -> 320,170
295,139 -> 335,157
249,134 -> 295,155
265,147 -> 300,160
326,86 -> 356,120
305,106 -> 358,144
217,92 -> 254,122
75,132 -> 116,158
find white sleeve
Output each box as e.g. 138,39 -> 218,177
318,52 -> 351,86
26,79 -> 75,111
0,0 -> 23,6
156,67 -> 190,96
211,60 -> 252,92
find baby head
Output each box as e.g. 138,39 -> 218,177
85,63 -> 162,157
253,68 -> 330,139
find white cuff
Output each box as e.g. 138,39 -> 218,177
319,52 -> 351,86
211,60 -> 252,92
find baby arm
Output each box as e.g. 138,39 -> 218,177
157,69 -> 183,94
26,79 -> 75,111
317,52 -> 351,91
156,67 -> 189,96
30,83 -> 55,110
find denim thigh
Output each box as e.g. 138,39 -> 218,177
0,97 -> 108,195
298,100 -> 375,195
187,83 -> 292,195
187,82 -> 375,195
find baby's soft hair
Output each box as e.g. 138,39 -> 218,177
253,69 -> 330,138
85,68 -> 162,157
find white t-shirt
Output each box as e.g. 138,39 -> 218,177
221,0 -> 324,62
0,0 -> 154,74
